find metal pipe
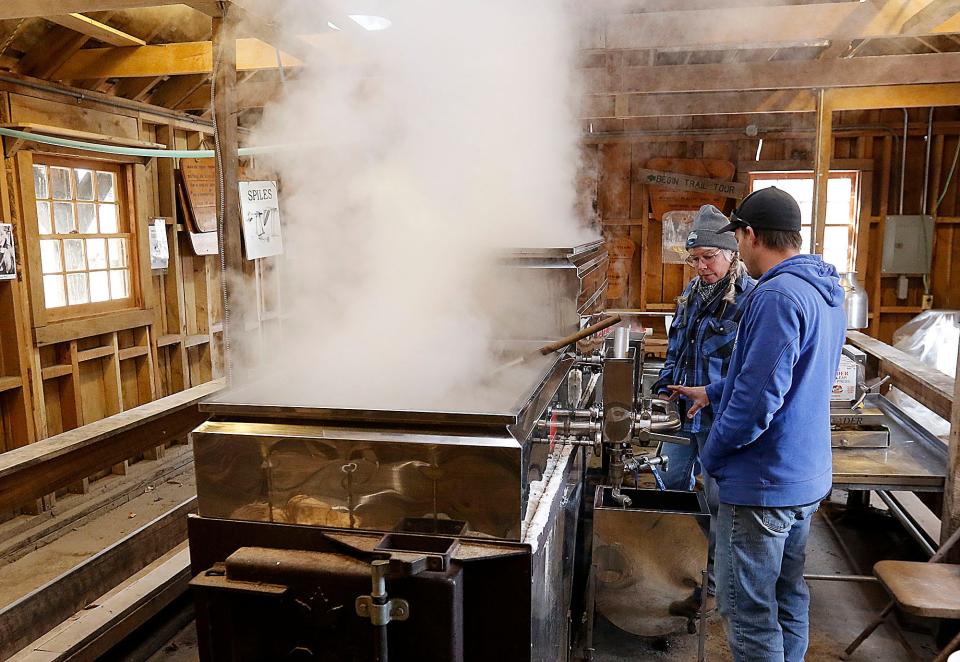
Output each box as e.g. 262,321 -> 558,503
371,560 -> 390,662
697,569 -> 708,662
922,107 -> 935,214
900,109 -> 908,215
803,573 -> 879,583
875,490 -> 936,557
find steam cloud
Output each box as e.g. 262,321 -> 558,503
225,0 -> 595,410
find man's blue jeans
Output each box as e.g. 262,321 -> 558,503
660,436 -> 699,491
715,501 -> 820,662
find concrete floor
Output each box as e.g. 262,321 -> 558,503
589,504 -> 938,661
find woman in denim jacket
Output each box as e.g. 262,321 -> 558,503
651,204 -> 756,617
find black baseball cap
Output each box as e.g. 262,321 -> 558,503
717,186 -> 802,233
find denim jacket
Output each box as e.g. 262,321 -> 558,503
652,273 -> 756,433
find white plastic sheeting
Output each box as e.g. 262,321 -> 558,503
886,310 -> 959,442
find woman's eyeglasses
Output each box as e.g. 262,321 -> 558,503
684,250 -> 723,268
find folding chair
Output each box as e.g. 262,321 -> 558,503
842,525 -> 960,662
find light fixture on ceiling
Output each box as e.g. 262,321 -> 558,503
327,21 -> 342,31
348,14 -> 392,31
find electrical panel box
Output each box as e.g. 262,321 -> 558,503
881,215 -> 934,275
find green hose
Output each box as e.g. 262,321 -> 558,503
0,127 -> 274,158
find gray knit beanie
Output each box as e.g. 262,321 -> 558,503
685,205 -> 739,252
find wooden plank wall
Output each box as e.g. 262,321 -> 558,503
589,108 -> 960,344
0,81 -> 277,516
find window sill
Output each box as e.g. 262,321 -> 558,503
35,308 -> 155,346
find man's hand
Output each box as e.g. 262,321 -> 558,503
667,385 -> 709,418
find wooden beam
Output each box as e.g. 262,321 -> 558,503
17,545 -> 193,661
602,0 -> 960,51
0,381 -> 220,512
902,0 -> 960,35
0,1 -> 190,19
846,331 -> 953,421
812,89 -> 831,255
113,75 -> 165,101
826,82 -> 960,110
53,39 -> 302,80
46,14 -> 146,47
174,79 -> 284,111
0,500 -> 195,660
18,26 -> 94,79
147,73 -> 207,108
581,89 -> 817,119
945,335 -> 960,557
605,52 -> 960,94
213,8 -> 244,385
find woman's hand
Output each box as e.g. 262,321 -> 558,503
667,385 -> 709,418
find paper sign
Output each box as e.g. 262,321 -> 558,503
0,223 -> 15,280
149,218 -> 169,270
662,210 -> 696,264
239,181 -> 283,260
832,354 -> 858,401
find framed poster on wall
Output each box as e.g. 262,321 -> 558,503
0,223 -> 16,280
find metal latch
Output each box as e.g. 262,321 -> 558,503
355,595 -> 410,625
355,559 -> 410,626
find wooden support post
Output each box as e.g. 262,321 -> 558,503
812,89 -> 832,256
68,477 -> 90,495
143,445 -> 166,461
22,493 -> 55,516
213,6 -> 243,385
943,344 -> 960,562
112,460 -> 128,476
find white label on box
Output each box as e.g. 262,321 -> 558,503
832,354 -> 858,401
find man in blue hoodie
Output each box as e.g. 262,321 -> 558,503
669,186 -> 846,662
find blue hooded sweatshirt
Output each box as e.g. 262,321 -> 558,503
700,254 -> 846,507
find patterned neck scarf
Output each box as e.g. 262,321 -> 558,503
696,276 -> 729,303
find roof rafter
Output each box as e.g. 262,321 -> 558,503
901,0 -> 960,34
600,0 -> 960,51
0,1 -> 195,20
582,51 -> 960,94
53,39 -> 302,80
46,14 -> 145,47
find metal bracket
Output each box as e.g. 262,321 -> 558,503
355,596 -> 410,625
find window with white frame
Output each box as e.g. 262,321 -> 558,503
32,157 -> 133,314
749,171 -> 860,272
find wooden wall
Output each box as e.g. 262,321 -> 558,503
0,79 -> 251,512
589,107 -> 960,344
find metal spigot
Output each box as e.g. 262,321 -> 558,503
852,374 -> 891,410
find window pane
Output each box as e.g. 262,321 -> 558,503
801,225 -> 812,255
33,165 -> 48,199
826,201 -> 851,226
77,203 -> 97,233
63,238 -> 86,272
97,171 -> 116,202
823,226 -> 850,271
53,202 -> 75,234
108,238 -> 127,268
109,270 -> 128,299
66,273 -> 89,305
74,169 -> 95,201
86,238 -> 107,269
50,167 -> 72,200
828,177 -> 852,202
40,240 -> 62,274
99,204 -> 118,233
36,201 -> 52,234
89,270 -> 110,302
44,275 -> 66,308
